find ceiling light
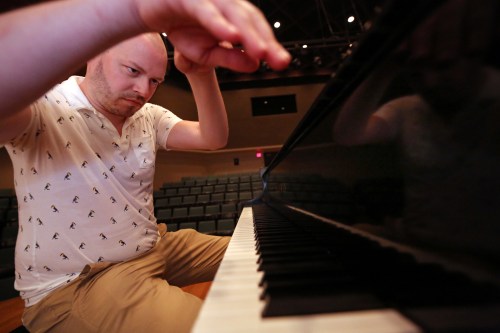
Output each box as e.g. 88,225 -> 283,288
347,16 -> 355,23
302,44 -> 308,49
274,21 -> 281,29
291,57 -> 302,68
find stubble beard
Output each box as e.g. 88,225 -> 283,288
93,61 -> 143,118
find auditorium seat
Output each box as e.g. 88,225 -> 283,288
214,184 -> 226,193
168,196 -> 182,206
206,177 -> 217,186
238,191 -> 253,201
226,183 -> 238,192
205,204 -> 220,218
4,209 -> 17,223
178,221 -> 197,230
0,198 -> 10,210
210,193 -> 224,203
182,195 -> 196,205
0,276 -> 17,301
156,208 -> 172,221
177,187 -> 190,196
195,179 -> 207,186
239,175 -> 251,183
166,223 -> 178,232
220,203 -> 237,219
0,247 -> 14,278
154,197 -> 169,209
183,179 -> 196,187
188,206 -> 205,220
228,176 -> 239,184
224,192 -> 238,202
239,182 -> 251,191
202,185 -> 214,194
172,207 -> 188,221
196,194 -> 211,204
217,177 -> 228,185
190,186 -> 202,195
0,189 -> 15,197
217,219 -> 235,234
198,220 -> 216,234
164,188 -> 177,197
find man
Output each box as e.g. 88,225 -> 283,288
0,0 -> 291,332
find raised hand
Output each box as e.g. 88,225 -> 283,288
133,0 -> 291,72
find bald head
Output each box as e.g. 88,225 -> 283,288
79,33 -> 169,127
86,33 -> 168,77
112,33 -> 167,61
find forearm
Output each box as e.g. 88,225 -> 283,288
186,70 -> 229,149
334,63 -> 398,145
0,0 -> 143,116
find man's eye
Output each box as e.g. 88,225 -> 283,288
127,67 -> 139,74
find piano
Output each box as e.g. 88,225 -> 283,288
193,1 -> 500,332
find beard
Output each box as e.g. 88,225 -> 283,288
92,60 -> 146,118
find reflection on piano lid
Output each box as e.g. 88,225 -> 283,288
194,0 -> 500,332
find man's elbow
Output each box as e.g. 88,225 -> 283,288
204,135 -> 228,150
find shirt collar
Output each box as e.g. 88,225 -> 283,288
57,76 -> 94,112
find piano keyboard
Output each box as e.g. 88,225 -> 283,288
191,206 -> 421,333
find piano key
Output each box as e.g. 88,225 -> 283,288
192,207 -> 422,333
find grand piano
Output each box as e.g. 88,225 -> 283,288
193,1 -> 500,332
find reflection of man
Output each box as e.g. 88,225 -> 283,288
334,0 -> 500,258
0,0 -> 291,332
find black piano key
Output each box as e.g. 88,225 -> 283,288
258,252 -> 339,271
252,203 -> 500,327
262,292 -> 386,317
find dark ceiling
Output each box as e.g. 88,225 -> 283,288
190,0 -> 386,89
2,0 -> 386,89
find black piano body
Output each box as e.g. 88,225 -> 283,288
194,1 -> 500,332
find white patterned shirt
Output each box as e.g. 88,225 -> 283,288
3,76 -> 182,305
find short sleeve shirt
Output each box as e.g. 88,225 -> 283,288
3,76 -> 182,305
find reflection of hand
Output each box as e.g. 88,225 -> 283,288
133,0 -> 291,73
395,0 -> 499,110
399,0 -> 499,67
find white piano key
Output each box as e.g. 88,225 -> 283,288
192,207 -> 422,333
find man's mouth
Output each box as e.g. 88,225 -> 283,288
123,98 -> 143,107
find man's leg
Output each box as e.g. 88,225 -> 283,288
22,226 -> 229,333
159,227 -> 230,286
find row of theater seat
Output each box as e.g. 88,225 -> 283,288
154,190 -> 258,208
157,181 -> 262,196
153,172 -> 263,235
0,191 -> 19,300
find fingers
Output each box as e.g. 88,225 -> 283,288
169,30 -> 260,73
184,0 -> 241,46
184,0 -> 290,71
209,47 -> 261,73
219,1 -> 290,70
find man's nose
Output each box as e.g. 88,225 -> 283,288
133,77 -> 151,98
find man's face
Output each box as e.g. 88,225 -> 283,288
89,36 -> 167,119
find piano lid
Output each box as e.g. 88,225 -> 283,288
259,0 -> 500,280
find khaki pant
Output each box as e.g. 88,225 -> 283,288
23,224 -> 230,333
